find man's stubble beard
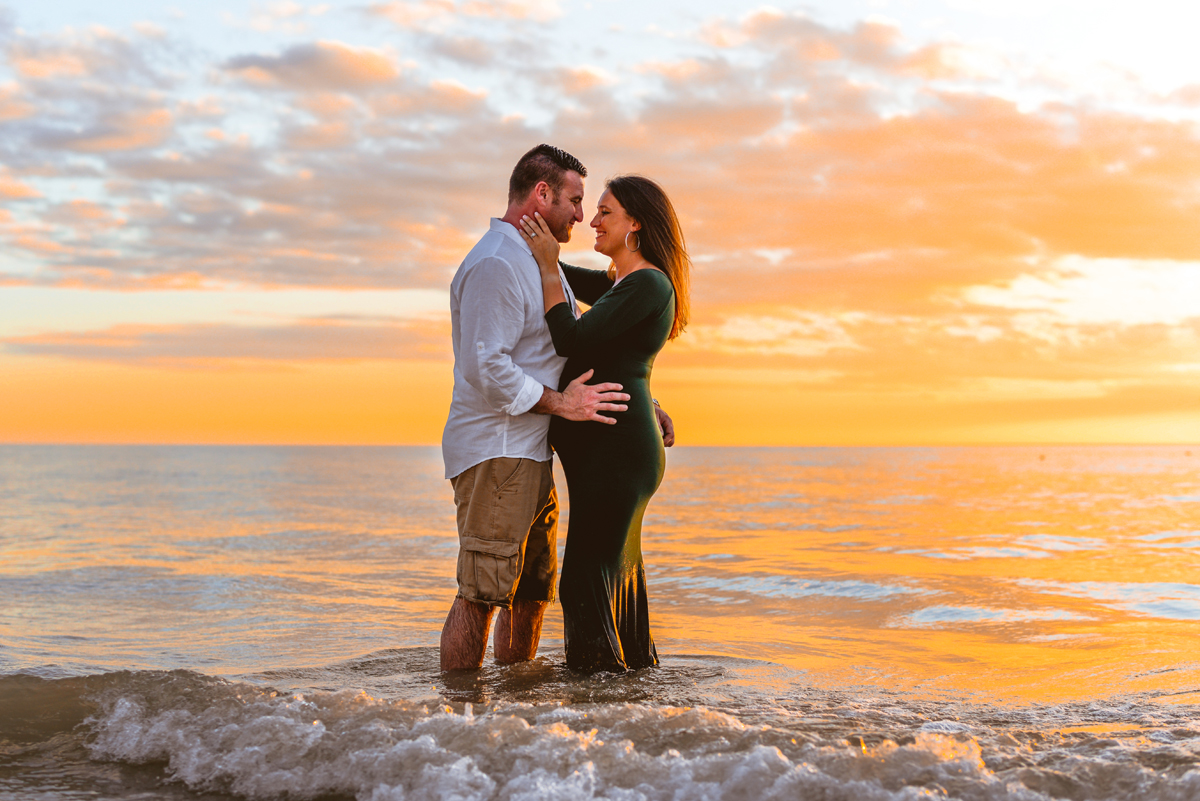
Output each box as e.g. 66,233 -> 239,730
548,192 -> 576,243
547,210 -> 573,243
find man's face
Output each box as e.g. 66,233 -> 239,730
541,171 -> 585,243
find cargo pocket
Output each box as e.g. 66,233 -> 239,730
458,535 -> 523,605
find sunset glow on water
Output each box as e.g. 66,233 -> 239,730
3,446 -> 1199,799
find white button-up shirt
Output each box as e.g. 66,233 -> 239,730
441,218 -> 579,479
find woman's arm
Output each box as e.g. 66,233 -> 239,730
519,213 -> 672,356
517,213 -> 567,314
543,270 -> 671,357
560,262 -> 613,306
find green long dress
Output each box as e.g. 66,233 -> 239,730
546,263 -> 676,672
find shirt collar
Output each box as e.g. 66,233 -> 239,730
490,218 -> 533,256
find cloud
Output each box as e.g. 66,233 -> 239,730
5,5 -> 1200,443
4,318 -> 450,367
683,312 -> 867,358
0,168 -> 40,199
367,80 -> 487,118
222,1 -> 332,34
459,0 -> 560,19
8,8 -> 1199,311
365,0 -> 561,29
702,10 -> 963,81
427,35 -> 495,67
8,43 -> 92,79
223,42 -> 399,91
5,25 -> 166,85
0,82 -> 35,120
899,43 -> 972,80
1168,84 -> 1200,106
964,257 -> 1200,326
36,107 -> 173,152
363,0 -> 456,28
555,67 -> 609,95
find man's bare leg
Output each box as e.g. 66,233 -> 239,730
440,597 -> 495,671
493,599 -> 549,664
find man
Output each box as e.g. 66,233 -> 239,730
440,144 -> 674,671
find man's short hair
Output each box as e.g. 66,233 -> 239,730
508,144 -> 587,204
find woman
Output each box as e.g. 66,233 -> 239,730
518,175 -> 690,672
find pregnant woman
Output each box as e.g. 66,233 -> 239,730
518,175 -> 690,672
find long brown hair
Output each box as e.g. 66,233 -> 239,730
607,175 -> 690,340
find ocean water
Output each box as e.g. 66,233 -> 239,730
2,444 -> 1199,801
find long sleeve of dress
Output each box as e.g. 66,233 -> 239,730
544,269 -> 672,357
560,262 -> 614,306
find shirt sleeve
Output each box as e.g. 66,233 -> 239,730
456,256 -> 546,415
544,269 -> 672,357
560,262 -> 614,306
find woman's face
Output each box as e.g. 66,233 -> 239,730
590,189 -> 640,257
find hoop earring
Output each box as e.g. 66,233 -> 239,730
625,231 -> 641,252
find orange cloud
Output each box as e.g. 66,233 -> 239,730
900,43 -> 968,79
368,81 -> 487,118
285,120 -> 354,150
557,68 -> 609,95
5,26 -> 156,85
47,200 -> 120,225
459,0 -> 559,19
5,8 -> 1199,444
0,170 -> 40,199
618,94 -> 1200,279
365,0 -> 455,28
224,42 -> 399,91
13,234 -> 73,254
4,318 -> 450,367
0,83 -> 35,121
8,47 -> 90,79
39,108 -> 173,152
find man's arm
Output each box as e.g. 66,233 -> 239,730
455,258 -> 547,416
530,369 -> 628,424
654,402 -> 675,447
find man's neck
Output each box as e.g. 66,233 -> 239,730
499,201 -> 537,230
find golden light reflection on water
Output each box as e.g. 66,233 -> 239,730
2,445 -> 1197,703
638,446 -> 1200,701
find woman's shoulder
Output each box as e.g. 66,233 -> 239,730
635,268 -> 674,303
626,267 -> 672,289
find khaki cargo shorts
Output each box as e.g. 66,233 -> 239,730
450,457 -> 558,608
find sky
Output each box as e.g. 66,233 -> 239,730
2,0 -> 1199,445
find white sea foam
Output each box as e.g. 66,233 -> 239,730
78,673 -> 1200,801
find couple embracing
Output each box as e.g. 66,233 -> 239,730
440,144 -> 691,673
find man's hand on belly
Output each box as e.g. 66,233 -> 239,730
530,369 -> 629,424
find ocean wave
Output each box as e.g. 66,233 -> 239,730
7,667 -> 1200,801
80,678 -> 989,800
